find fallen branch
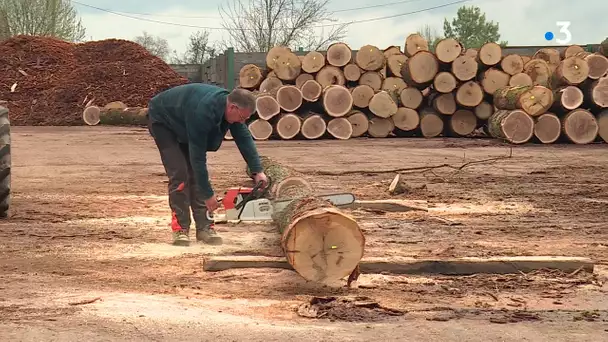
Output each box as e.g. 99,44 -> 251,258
307,148 -> 514,175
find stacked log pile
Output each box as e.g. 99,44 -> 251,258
236,35 -> 608,144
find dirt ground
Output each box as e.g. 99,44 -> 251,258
1,126 -> 607,341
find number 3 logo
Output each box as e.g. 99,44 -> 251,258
555,21 -> 572,44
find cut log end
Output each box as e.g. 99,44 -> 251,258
301,80 -> 322,102
276,85 -> 303,112
478,42 -> 502,66
343,63 -> 362,81
326,42 -> 352,67
359,71 -> 383,92
387,54 -> 407,77
259,77 -> 283,93
355,44 -> 385,71
523,59 -> 551,87
562,109 -> 599,144
500,54 -> 525,75
597,110 -> 608,143
323,85 -> 354,117
435,38 -> 462,63
271,49 -> 302,81
489,109 -> 535,144
449,109 -> 477,136
256,95 -> 281,120
432,92 -> 457,115
369,91 -> 398,118
367,117 -> 395,138
302,51 -> 326,73
556,56 -> 590,85
401,50 -> 438,88
556,86 -> 584,111
481,68 -> 511,95
404,33 -> 429,57
433,72 -> 458,93
295,73 -> 314,88
455,81 -> 484,108
585,54 -> 608,80
239,64 -> 264,89
83,105 -> 101,125
509,73 -> 533,86
347,111 -> 369,138
474,101 -> 494,120
278,197 -> 365,285
400,87 -> 424,109
393,107 -> 420,131
351,84 -> 375,108
419,109 -> 444,138
327,117 -> 353,140
519,85 -> 554,117
316,65 -> 346,88
534,112 -> 562,144
301,114 -> 327,139
248,119 -> 273,140
451,55 -> 478,81
275,113 -> 302,140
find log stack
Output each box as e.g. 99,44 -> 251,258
236,35 -> 608,145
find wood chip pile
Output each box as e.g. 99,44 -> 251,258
235,34 -> 608,144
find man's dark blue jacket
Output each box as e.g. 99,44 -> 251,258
148,83 -> 263,199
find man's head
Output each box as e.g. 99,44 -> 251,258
225,88 -> 256,124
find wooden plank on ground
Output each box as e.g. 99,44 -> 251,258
203,255 -> 594,275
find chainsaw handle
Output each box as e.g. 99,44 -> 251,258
205,196 -> 223,221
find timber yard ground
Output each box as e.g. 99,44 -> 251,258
1,126 -> 607,341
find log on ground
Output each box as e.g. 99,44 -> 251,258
346,110 -> 369,137
561,109 -> 599,144
392,107 -> 419,132
488,109 -> 535,144
367,117 -> 395,138
449,109 -> 477,136
533,112 -> 562,144
273,190 -> 365,285
419,108 -> 444,138
246,156 -> 313,200
83,106 -> 148,126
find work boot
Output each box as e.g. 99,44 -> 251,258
172,230 -> 190,246
196,226 -> 223,245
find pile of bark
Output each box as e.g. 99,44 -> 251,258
235,35 -> 608,144
0,35 -> 188,125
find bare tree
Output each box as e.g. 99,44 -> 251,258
133,31 -> 171,61
416,24 -> 442,52
218,0 -> 349,52
0,0 -> 86,42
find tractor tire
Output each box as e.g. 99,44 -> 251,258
0,106 -> 10,218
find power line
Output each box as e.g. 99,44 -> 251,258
71,0 -> 471,30
74,0 -> 432,19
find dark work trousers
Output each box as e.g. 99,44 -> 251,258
148,121 -> 210,232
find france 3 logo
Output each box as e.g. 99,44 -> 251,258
544,22 -> 572,44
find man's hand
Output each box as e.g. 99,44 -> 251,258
204,195 -> 220,213
253,172 -> 268,188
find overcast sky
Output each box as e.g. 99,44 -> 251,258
74,0 -> 608,55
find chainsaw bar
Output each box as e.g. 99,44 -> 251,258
272,192 -> 356,213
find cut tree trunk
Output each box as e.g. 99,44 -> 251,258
82,106 -> 148,126
239,64 -> 265,89
383,46 -> 402,58
561,109 -> 599,144
301,80 -> 323,102
392,107 -> 420,131
477,42 -> 502,67
355,44 -> 385,71
367,117 -> 395,138
493,85 -> 554,117
266,46 -> 301,81
404,33 -> 429,57
323,85 -> 354,117
387,53 -> 407,77
480,68 -> 511,95
295,73 -> 314,88
274,195 -> 365,285
431,92 -> 457,115
327,117 -> 353,140
259,77 -> 283,93
358,71 -> 383,91
300,113 -> 327,139
434,38 -> 463,64
381,77 -> 407,98
315,65 -> 346,88
455,81 -> 484,108
346,110 -> 369,138
400,87 -> 424,109
433,72 -> 458,93
343,63 -> 362,81
451,55 -> 478,81
247,156 -> 313,200
369,91 -> 398,118
500,54 -> 525,75
534,112 -> 562,144
509,73 -> 533,86
273,113 -> 302,140
488,109 -> 535,144
553,85 -> 584,112
474,101 -> 494,120
585,54 -> 608,79
597,110 -> 608,142
554,56 -> 590,86
256,93 -> 281,120
248,119 -> 273,140
400,50 -> 439,89
523,59 -> 551,87
587,76 -> 608,108
561,45 -> 585,59
465,48 -> 478,59
301,51 -> 326,73
533,48 -> 561,72
419,108 -> 444,138
326,42 -> 352,67
276,85 -> 303,112
449,109 -> 477,136
351,84 -> 375,108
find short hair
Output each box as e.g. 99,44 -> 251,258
228,88 -> 256,114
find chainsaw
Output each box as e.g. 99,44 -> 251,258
206,176 -> 356,222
